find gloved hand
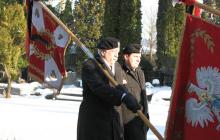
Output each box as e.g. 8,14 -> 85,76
116,84 -> 128,93
122,93 -> 141,113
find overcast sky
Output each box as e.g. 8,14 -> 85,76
141,0 -> 159,40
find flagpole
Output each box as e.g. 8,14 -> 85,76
194,2 -> 220,17
38,2 -> 84,49
38,1 -> 164,140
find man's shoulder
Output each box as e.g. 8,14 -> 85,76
83,58 -> 91,64
135,67 -> 144,76
83,58 -> 96,68
115,62 -> 122,68
115,62 -> 126,75
136,66 -> 144,72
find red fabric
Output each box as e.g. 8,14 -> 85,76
179,0 -> 201,16
28,25 -> 48,82
193,5 -> 201,17
26,1 -> 70,88
165,14 -> 220,140
180,0 -> 196,5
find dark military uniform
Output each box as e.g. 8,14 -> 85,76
120,63 -> 149,140
77,54 -> 124,140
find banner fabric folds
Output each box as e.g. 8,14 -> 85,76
165,14 -> 220,140
26,0 -> 71,89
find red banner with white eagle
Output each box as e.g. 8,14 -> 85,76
165,14 -> 220,140
26,0 -> 71,89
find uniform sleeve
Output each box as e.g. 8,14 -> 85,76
82,59 -> 124,106
114,62 -> 124,85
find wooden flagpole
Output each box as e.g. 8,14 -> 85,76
38,1 -> 164,140
194,2 -> 220,17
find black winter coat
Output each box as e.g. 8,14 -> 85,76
77,55 -> 124,140
120,63 -> 149,140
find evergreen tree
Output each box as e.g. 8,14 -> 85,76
156,0 -> 185,83
60,0 -> 74,29
119,0 -> 142,49
166,4 -> 184,72
103,0 -> 142,60
156,0 -> 169,71
174,4 -> 185,51
45,2 -> 61,17
0,3 -> 26,98
0,0 -> 23,19
0,0 -> 23,5
73,0 -> 105,74
73,0 -> 105,50
103,0 -> 120,38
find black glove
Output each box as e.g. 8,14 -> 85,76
116,84 -> 128,92
122,93 -> 141,113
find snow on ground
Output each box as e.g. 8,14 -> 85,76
147,102 -> 170,140
0,82 -> 170,140
0,96 -> 80,140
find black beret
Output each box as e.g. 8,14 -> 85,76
96,37 -> 120,49
123,44 -> 142,54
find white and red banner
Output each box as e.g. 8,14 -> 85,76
26,0 -> 70,89
165,14 -> 220,140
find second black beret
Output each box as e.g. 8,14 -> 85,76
123,44 -> 142,54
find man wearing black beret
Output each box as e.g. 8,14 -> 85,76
77,38 -> 140,140
119,43 -> 149,140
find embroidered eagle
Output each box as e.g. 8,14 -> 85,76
186,66 -> 220,131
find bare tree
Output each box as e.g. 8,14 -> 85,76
142,8 -> 157,63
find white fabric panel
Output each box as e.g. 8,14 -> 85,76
29,44 -> 34,56
53,25 -> 69,48
32,1 -> 45,32
44,58 -> 62,89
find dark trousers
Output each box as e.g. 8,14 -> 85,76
124,117 -> 147,140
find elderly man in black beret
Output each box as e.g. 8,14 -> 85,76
77,37 -> 141,140
119,43 -> 149,140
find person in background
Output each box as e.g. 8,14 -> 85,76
120,43 -> 149,140
77,37 -> 141,140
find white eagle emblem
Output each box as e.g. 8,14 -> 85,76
186,66 -> 220,131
